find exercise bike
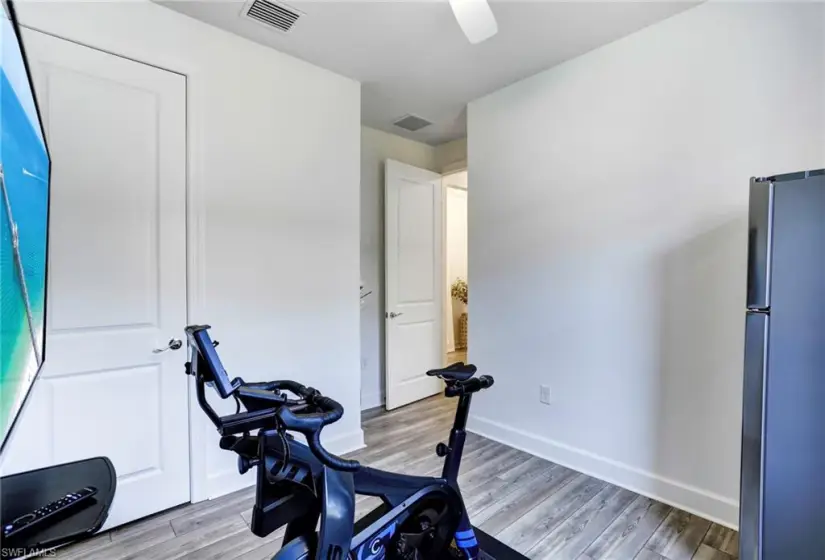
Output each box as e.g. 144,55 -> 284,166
184,324 -> 495,560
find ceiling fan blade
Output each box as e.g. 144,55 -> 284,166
448,0 -> 498,45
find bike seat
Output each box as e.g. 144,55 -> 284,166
426,362 -> 477,382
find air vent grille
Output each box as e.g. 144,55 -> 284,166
243,0 -> 301,33
393,114 -> 432,132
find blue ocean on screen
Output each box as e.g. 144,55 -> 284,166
0,15 -> 50,438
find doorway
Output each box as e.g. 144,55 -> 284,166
443,171 -> 468,366
383,161 -> 469,411
383,160 -> 444,410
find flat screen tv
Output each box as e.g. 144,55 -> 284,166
0,0 -> 50,455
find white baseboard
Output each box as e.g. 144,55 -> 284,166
201,427 -> 366,502
361,390 -> 384,411
468,415 -> 739,529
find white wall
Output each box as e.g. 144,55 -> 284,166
16,0 -> 362,501
468,1 -> 825,527
436,138 -> 468,174
360,127 -> 436,409
444,172 -> 468,351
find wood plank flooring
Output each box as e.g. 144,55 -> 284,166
447,349 -> 468,364
54,396 -> 738,559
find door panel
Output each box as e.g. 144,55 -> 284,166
51,366 -> 162,474
1,29 -> 189,528
47,64 -> 161,331
397,183 -> 436,303
385,160 -> 443,410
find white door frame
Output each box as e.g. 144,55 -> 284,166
441,174 -> 470,356
441,169 -> 468,358
19,24 -> 219,505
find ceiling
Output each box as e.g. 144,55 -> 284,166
160,0 -> 697,145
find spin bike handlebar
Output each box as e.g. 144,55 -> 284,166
267,381 -> 360,472
185,325 -> 360,472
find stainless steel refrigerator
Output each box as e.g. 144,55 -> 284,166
740,169 -> 825,560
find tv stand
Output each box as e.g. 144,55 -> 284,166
0,457 -> 115,559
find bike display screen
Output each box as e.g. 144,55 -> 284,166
187,327 -> 238,399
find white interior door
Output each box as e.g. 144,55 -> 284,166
1,29 -> 189,528
384,159 -> 443,410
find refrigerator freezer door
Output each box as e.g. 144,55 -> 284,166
740,311 -> 767,560
746,179 -> 774,310
762,175 -> 825,559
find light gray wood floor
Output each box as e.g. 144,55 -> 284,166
447,349 -> 468,364
55,396 -> 738,560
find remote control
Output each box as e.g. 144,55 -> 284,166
2,486 -> 98,540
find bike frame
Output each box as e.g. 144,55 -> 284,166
185,326 -> 481,560
244,393 -> 480,560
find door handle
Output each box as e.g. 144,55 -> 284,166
153,339 -> 183,353
387,312 -> 404,319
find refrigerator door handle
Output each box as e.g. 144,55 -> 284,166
746,179 -> 775,309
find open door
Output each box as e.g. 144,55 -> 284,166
384,160 -> 443,410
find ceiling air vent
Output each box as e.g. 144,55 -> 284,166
241,0 -> 302,33
393,114 -> 432,132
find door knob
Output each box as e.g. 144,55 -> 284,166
153,339 -> 183,353
388,312 -> 404,319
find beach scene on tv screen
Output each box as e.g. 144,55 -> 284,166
0,6 -> 50,440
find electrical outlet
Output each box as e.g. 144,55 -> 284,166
540,385 -> 552,405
